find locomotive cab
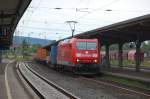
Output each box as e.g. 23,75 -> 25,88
73,39 -> 100,75
57,38 -> 100,75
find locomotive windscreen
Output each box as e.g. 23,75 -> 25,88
76,42 -> 96,50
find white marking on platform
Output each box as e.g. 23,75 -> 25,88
5,61 -> 13,99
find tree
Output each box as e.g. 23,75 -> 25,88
142,41 -> 150,52
22,39 -> 29,57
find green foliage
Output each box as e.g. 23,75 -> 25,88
3,39 -> 41,61
123,60 -> 135,66
29,44 -> 41,53
141,59 -> 150,67
109,44 -> 118,50
101,46 -> 105,51
110,60 -> 135,66
21,39 -> 29,57
142,41 -> 150,52
20,39 -> 41,57
123,43 -> 134,50
101,43 -> 134,51
110,60 -> 118,65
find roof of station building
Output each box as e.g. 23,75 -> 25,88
74,14 -> 150,45
44,14 -> 150,49
0,0 -> 31,49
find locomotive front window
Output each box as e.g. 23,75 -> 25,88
76,42 -> 86,50
87,42 -> 96,50
76,42 -> 97,50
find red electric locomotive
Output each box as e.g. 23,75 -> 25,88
57,38 -> 100,75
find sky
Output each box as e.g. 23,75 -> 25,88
14,0 -> 150,40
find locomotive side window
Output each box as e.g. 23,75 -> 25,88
76,42 -> 97,50
87,42 -> 96,50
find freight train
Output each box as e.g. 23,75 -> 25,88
34,38 -> 100,75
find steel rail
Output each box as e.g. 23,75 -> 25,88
17,63 -> 45,99
23,62 -> 80,99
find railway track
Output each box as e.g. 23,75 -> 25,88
17,62 -> 79,99
23,61 -> 150,99
78,77 -> 150,99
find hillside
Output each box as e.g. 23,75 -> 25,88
13,36 -> 53,46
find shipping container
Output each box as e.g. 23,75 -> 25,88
50,45 -> 57,65
35,48 -> 49,63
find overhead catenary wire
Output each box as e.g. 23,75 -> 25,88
17,0 -> 121,40
18,25 -> 84,33
17,0 -> 150,40
24,0 -> 43,33
76,0 -> 121,21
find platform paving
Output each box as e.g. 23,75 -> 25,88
7,62 -> 33,99
0,60 -> 36,99
0,63 -> 7,99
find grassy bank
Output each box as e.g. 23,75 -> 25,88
110,59 -> 150,68
16,55 -> 32,61
102,74 -> 150,91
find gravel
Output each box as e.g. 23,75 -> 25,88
28,62 -> 147,99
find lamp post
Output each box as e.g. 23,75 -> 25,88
66,21 -> 78,37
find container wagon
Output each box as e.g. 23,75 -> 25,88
34,48 -> 49,64
49,44 -> 58,68
35,38 -> 100,75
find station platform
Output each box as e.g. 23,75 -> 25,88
0,63 -> 7,99
101,67 -> 150,84
0,60 -> 38,99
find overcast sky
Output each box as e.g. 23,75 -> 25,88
15,0 -> 150,40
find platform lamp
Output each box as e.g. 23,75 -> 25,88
66,21 -> 78,37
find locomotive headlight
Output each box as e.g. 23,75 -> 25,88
92,54 -> 98,57
77,59 -> 80,62
76,53 -> 81,57
94,59 -> 97,62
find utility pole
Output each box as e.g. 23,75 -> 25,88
66,21 -> 78,37
28,32 -> 30,45
44,33 -> 47,44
